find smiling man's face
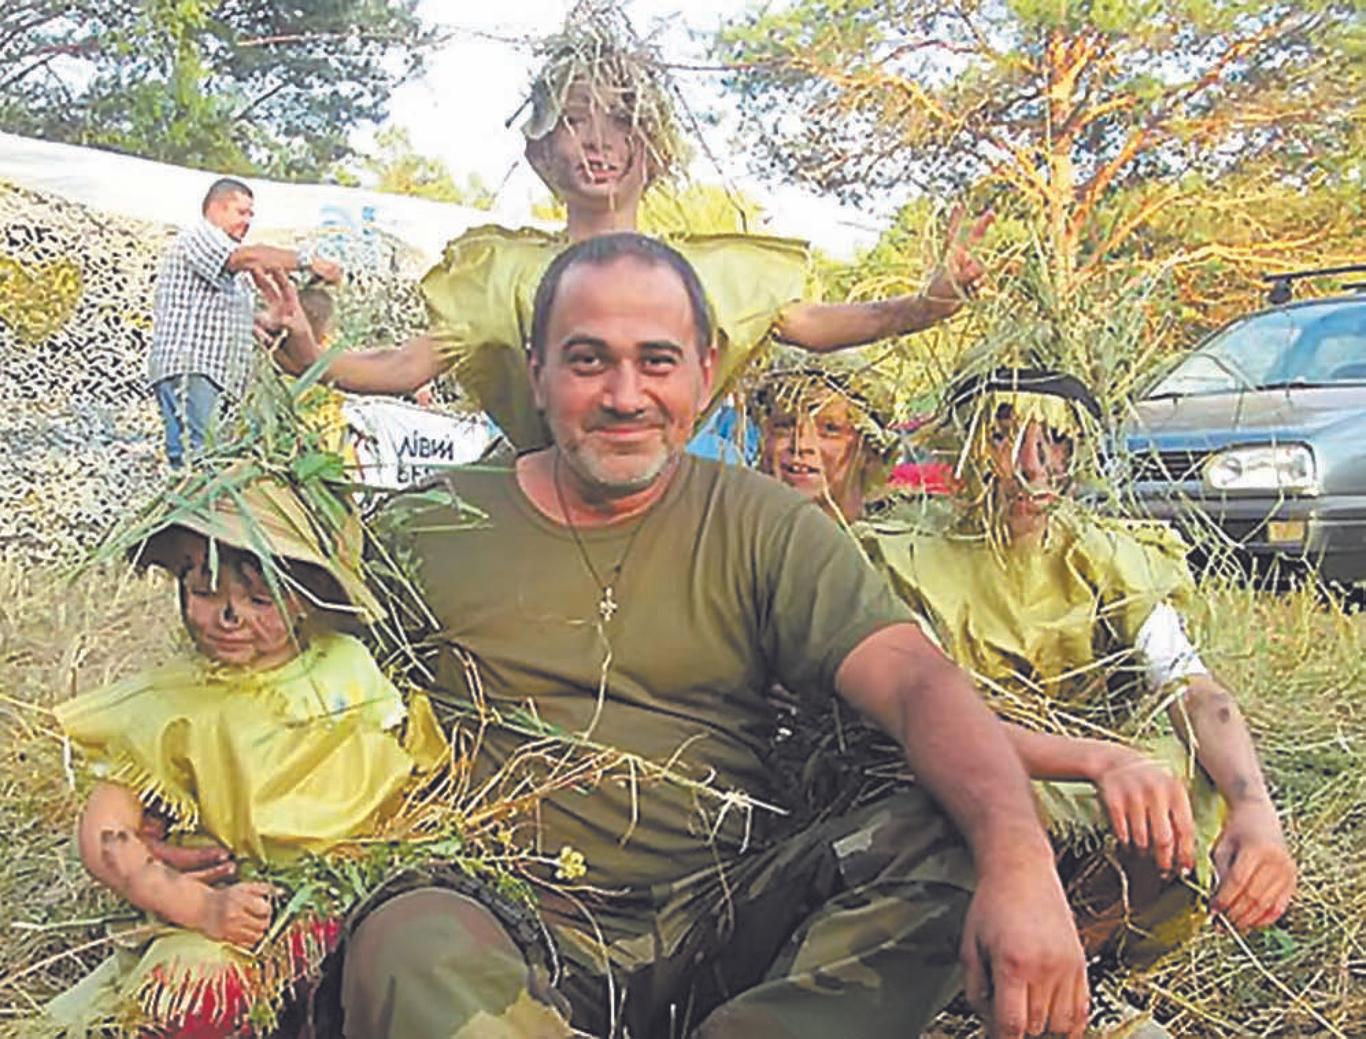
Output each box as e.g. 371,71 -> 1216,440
530,254 -> 714,496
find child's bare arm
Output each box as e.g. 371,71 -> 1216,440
78,782 -> 274,946
1002,722 -> 1197,876
1170,676 -> 1297,930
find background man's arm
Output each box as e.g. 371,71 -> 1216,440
836,622 -> 1088,1039
1169,674 -> 1296,930
227,244 -> 342,284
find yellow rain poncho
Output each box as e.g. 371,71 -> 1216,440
420,225 -> 811,449
864,512 -> 1224,964
865,514 -> 1196,713
47,632 -> 445,1034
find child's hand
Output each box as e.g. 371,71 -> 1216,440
1089,744 -> 1196,877
1211,802 -> 1296,931
201,881 -> 275,947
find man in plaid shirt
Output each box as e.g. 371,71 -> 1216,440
148,177 -> 341,467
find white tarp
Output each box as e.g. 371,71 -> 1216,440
0,131 -> 535,271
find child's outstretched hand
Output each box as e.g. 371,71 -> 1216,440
201,881 -> 275,947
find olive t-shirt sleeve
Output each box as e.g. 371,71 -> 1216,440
759,500 -> 916,698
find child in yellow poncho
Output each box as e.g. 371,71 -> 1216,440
752,363 -> 1297,993
46,474 -> 444,1037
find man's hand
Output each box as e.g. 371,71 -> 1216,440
962,851 -> 1089,1039
199,881 -> 276,947
923,205 -> 993,311
1089,744 -> 1196,876
836,626 -> 1088,1036
309,255 -> 344,285
1211,802 -> 1296,931
137,815 -> 235,884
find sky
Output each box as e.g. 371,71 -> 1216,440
381,0 -> 886,258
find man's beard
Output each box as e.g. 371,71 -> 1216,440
560,434 -> 675,495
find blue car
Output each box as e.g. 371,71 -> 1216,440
1122,273 -> 1366,588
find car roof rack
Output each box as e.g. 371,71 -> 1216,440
1263,264 -> 1366,305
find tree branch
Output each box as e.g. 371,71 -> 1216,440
231,79 -> 288,123
1078,184 -> 1184,277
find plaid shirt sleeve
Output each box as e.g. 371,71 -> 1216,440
178,219 -> 236,286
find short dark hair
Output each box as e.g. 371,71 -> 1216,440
157,527 -> 346,618
298,286 -> 336,339
202,177 -> 253,213
528,232 -> 713,361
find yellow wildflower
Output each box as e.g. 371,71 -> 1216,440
554,845 -> 587,882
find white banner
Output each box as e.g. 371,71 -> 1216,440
0,131 -> 539,272
344,397 -> 494,489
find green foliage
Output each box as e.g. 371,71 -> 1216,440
0,0 -> 438,179
340,126 -> 497,208
716,0 -> 1360,294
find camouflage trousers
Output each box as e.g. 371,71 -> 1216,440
333,787 -> 974,1038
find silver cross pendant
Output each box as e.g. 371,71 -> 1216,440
598,586 -> 618,623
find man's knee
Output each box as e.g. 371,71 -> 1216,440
829,787 -> 976,893
339,887 -> 572,1039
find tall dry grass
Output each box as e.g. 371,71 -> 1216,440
0,557 -> 179,1034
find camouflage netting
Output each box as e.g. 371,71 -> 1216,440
0,180 -> 429,563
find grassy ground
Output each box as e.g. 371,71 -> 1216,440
1132,579 -> 1366,1037
0,556 -> 1361,1036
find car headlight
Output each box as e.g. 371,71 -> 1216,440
1204,444 -> 1317,493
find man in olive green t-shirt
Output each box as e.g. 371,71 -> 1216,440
334,234 -> 1089,1039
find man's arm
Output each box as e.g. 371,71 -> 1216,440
227,244 -> 343,285
1169,675 -> 1296,930
836,623 -> 1088,1039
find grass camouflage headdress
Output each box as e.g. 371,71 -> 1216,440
513,1 -> 688,184
927,364 -> 1106,539
84,351 -> 398,627
748,352 -> 902,467
129,463 -> 382,623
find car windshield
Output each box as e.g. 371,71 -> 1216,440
1147,300 -> 1366,398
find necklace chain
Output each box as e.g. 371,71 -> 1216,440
552,453 -> 649,623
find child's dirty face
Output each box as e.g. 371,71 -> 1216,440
176,535 -> 301,670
